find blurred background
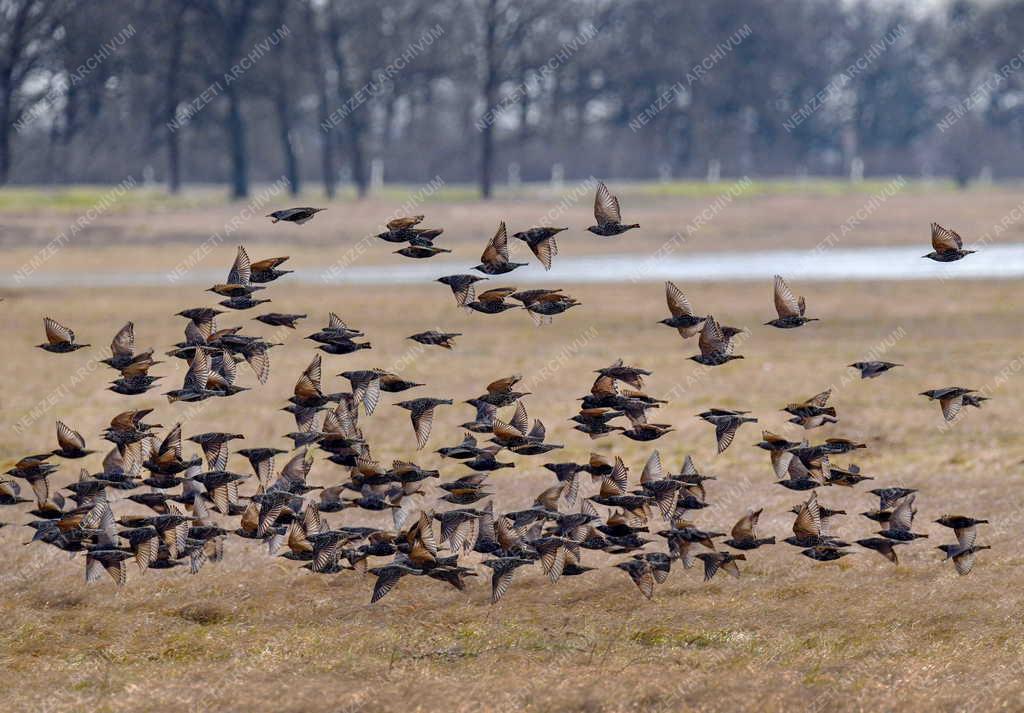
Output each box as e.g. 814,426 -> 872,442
2,0 -> 1024,199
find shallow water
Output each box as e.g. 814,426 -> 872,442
5,243 -> 1024,288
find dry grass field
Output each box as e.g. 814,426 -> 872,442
2,185 -> 1024,712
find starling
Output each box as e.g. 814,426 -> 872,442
309,313 -> 364,341
775,454 -> 823,491
86,541 -> 133,586
659,281 -> 707,339
465,287 -> 520,315
368,561 -> 425,603
622,423 -> 674,442
856,537 -> 906,564
337,369 -> 383,415
165,349 -> 219,403
482,556 -> 535,603
849,361 -> 902,379
101,321 -> 156,373
756,430 -> 799,479
379,371 -> 423,393
783,389 -> 837,430
823,462 -> 873,487
923,223 -> 974,261
937,544 -> 990,575
587,182 -> 639,236
594,359 -> 652,389
511,227 -> 565,270
695,552 -> 746,582
267,207 -> 325,224
386,215 -> 425,231
437,274 -> 488,307
522,293 -> 581,324
690,316 -> 744,365
109,374 -> 162,396
38,317 -> 89,353
920,387 -> 976,422
669,455 -> 716,501
489,401 -> 562,454
766,275 -> 817,328
249,256 -> 292,283
785,492 -> 834,547
460,398 -> 499,433
52,421 -> 95,459
724,508 -> 775,550
219,296 -> 271,311
408,330 -> 461,349
571,407 -> 625,439
615,559 -> 656,599
462,447 -> 514,472
436,432 -> 484,460
395,397 -> 453,449
317,337 -> 372,355
254,313 -> 306,329
870,487 -> 917,510
699,409 -> 757,454
474,221 -> 527,275
376,221 -> 426,243
188,431 -> 244,472
394,245 -> 451,259
0,479 -> 30,506
934,515 -> 988,548
209,247 -> 262,295
800,545 -> 852,562
877,495 -> 928,541
177,307 -> 223,323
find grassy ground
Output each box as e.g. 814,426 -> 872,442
5,179 -> 1024,280
2,190 -> 1024,712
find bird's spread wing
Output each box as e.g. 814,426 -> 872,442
773,275 -> 802,318
594,182 -> 621,225
931,223 -> 963,252
665,281 -> 695,318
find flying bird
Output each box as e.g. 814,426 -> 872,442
850,361 -> 901,379
267,207 -> 325,224
587,182 -> 639,236
395,398 -> 453,449
690,316 -> 744,366
659,282 -> 706,339
408,331 -> 461,349
920,387 -> 977,422
766,275 -> 817,328
474,222 -> 527,275
38,318 -> 89,353
511,227 -> 564,271
436,274 -> 488,307
924,223 -> 974,261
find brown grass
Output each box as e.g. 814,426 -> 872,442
2,191 -> 1023,712
6,180 -> 1024,277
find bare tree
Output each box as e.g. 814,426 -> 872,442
303,0 -> 336,198
474,0 -> 549,199
190,0 -> 257,199
0,0 -> 67,185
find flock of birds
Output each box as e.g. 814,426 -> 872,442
4,183 -> 993,603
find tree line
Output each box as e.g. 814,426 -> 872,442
2,0 -> 1023,199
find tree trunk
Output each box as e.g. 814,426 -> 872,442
164,7 -> 185,194
307,1 -> 335,199
0,99 -> 10,186
225,83 -> 249,199
275,96 -> 299,196
479,2 -> 499,200
348,115 -> 368,198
